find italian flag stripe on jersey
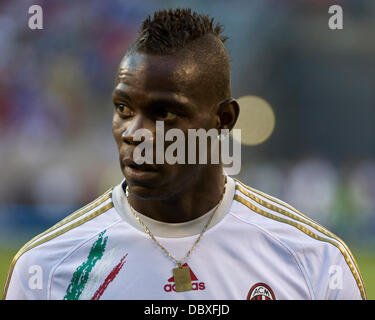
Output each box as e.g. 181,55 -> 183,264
64,230 -> 108,300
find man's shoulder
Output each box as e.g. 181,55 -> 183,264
21,187 -> 115,254
3,188 -> 120,299
232,178 -> 341,246
231,178 -> 355,272
231,178 -> 366,299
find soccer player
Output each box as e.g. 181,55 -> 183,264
3,8 -> 365,300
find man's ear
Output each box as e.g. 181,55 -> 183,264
216,98 -> 240,132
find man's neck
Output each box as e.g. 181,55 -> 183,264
126,167 -> 226,223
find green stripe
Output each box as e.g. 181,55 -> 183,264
64,230 -> 108,300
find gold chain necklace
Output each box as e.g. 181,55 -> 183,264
126,178 -> 226,292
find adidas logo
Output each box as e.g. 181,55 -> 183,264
163,263 -> 205,292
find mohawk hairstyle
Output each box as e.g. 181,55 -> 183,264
135,8 -> 228,54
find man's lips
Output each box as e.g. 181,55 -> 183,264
122,158 -> 160,182
122,158 -> 158,172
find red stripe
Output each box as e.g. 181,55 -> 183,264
91,253 -> 128,300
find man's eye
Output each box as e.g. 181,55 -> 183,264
115,104 -> 134,116
157,111 -> 178,121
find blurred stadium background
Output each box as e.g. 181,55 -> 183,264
0,0 -> 374,299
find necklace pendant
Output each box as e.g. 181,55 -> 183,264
173,265 -> 192,292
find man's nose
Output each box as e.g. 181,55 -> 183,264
121,116 -> 155,145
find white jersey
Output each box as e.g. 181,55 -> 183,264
3,176 -> 366,300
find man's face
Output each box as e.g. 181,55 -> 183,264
112,51 -> 219,199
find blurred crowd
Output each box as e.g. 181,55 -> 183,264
0,0 -> 374,246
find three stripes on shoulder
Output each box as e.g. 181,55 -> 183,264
234,179 -> 366,300
2,188 -> 114,299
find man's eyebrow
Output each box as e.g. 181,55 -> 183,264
112,90 -> 195,111
112,89 -> 132,101
147,96 -> 193,111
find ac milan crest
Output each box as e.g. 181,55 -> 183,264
247,282 -> 276,300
